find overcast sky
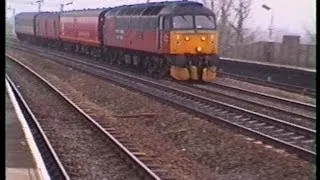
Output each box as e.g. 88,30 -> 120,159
6,0 -> 316,34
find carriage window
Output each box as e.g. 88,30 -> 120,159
172,15 -> 193,29
195,15 -> 216,29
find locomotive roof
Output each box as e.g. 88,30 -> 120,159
105,1 -> 213,16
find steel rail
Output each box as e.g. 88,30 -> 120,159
218,72 -> 316,98
6,74 -> 70,180
6,42 -> 316,162
6,54 -> 162,180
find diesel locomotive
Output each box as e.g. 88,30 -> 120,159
15,1 -> 220,81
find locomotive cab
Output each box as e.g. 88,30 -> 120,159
158,3 -> 220,81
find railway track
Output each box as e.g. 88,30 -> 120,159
182,82 -> 316,126
6,42 -> 316,162
218,72 -> 316,98
6,55 -> 164,180
7,40 -> 316,128
6,34 -> 315,98
6,76 -> 70,180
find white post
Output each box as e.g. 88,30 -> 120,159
12,8 -> 15,34
262,4 -> 273,42
38,2 -> 41,12
269,9 -> 274,41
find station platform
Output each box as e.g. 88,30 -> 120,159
5,89 -> 41,180
221,57 -> 315,72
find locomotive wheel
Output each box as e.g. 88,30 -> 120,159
132,55 -> 140,67
124,54 -> 131,67
109,51 -> 116,64
104,52 -> 111,62
115,51 -> 123,66
157,63 -> 170,78
144,57 -> 155,76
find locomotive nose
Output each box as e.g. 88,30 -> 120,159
169,31 -> 218,55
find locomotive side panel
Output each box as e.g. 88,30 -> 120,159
104,16 -> 159,53
124,17 -> 159,53
103,16 -> 124,48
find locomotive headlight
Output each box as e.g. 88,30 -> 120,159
185,36 -> 190,41
196,46 -> 202,52
201,36 -> 206,41
176,35 -> 180,40
210,34 -> 214,39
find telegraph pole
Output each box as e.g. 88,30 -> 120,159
60,1 -> 73,12
35,0 -> 43,12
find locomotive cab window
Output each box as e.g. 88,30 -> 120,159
172,15 -> 193,29
195,15 -> 216,29
171,15 -> 216,30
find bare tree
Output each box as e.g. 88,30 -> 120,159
303,20 -> 316,45
200,0 -> 255,55
201,0 -> 236,54
305,29 -> 316,45
228,0 -> 252,44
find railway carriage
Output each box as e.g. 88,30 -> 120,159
15,12 -> 40,41
59,9 -> 109,56
36,12 -> 61,47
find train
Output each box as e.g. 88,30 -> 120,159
14,1 -> 220,81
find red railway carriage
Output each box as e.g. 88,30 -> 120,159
35,12 -> 60,40
15,12 -> 41,40
60,9 -> 109,47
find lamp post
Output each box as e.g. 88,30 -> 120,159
60,1 -> 73,12
262,4 -> 274,41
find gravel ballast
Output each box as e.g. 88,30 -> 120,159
6,47 -> 313,180
6,59 -> 151,180
215,77 -> 315,105
158,80 -> 314,128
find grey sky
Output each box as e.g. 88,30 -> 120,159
6,0 -> 316,34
